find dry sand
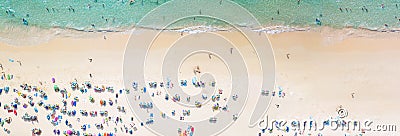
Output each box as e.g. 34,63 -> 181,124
0,29 -> 399,136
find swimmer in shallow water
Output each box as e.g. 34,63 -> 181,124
129,0 -> 135,5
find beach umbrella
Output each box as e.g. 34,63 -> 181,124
67,130 -> 72,135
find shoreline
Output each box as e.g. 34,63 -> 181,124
1,24 -> 400,46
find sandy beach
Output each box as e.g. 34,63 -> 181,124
0,28 -> 399,136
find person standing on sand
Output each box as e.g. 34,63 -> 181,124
230,48 -> 233,54
0,63 -> 3,70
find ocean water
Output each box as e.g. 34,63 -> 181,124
0,0 -> 400,31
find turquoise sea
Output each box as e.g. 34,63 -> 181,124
1,0 -> 400,31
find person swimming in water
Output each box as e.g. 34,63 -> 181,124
129,0 -> 135,5
22,18 -> 28,25
315,18 -> 321,26
363,6 -> 368,12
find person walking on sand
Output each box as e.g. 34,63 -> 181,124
230,48 -> 233,54
16,60 -> 22,66
0,63 -> 2,70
